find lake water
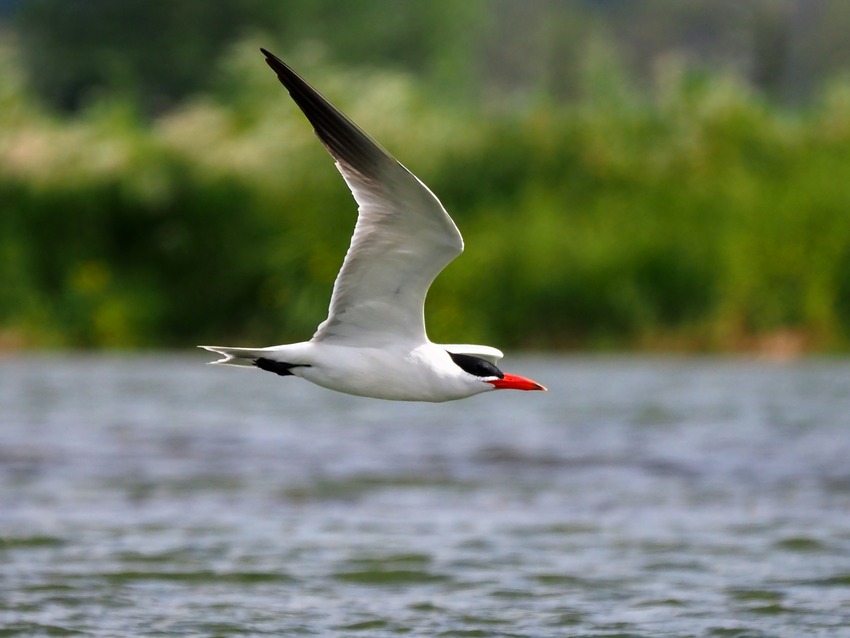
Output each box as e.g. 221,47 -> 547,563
1,354 -> 849,637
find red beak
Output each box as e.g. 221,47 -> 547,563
487,373 -> 547,392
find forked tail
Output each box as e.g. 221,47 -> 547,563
199,345 -> 308,377
199,345 -> 267,368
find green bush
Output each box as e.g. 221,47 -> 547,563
2,39 -> 850,352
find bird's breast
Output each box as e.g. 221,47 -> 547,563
297,344 -> 486,402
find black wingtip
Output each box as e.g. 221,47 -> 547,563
260,47 -> 291,80
260,47 -> 283,70
258,47 -> 389,178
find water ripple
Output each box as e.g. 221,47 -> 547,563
2,355 -> 850,636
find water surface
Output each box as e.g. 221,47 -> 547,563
2,354 -> 850,636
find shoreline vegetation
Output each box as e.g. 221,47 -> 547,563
3,39 -> 850,355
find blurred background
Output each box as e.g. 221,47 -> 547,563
2,0 -> 850,354
4,5 -> 850,635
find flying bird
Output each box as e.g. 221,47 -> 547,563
201,48 -> 545,402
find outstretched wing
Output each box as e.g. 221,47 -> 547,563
262,49 -> 463,347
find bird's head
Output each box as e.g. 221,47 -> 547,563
447,352 -> 546,393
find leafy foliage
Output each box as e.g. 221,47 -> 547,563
2,39 -> 850,351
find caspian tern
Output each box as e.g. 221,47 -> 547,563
200,48 -> 546,402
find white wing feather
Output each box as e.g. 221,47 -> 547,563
315,164 -> 461,345
441,344 -> 504,365
262,50 -> 462,347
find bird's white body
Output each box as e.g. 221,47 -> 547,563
207,342 -> 497,402
201,50 -> 545,402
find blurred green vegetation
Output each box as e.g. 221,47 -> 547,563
2,35 -> 850,352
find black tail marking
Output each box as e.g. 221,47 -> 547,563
254,358 -> 310,377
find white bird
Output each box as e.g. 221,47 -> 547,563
200,48 -> 545,402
